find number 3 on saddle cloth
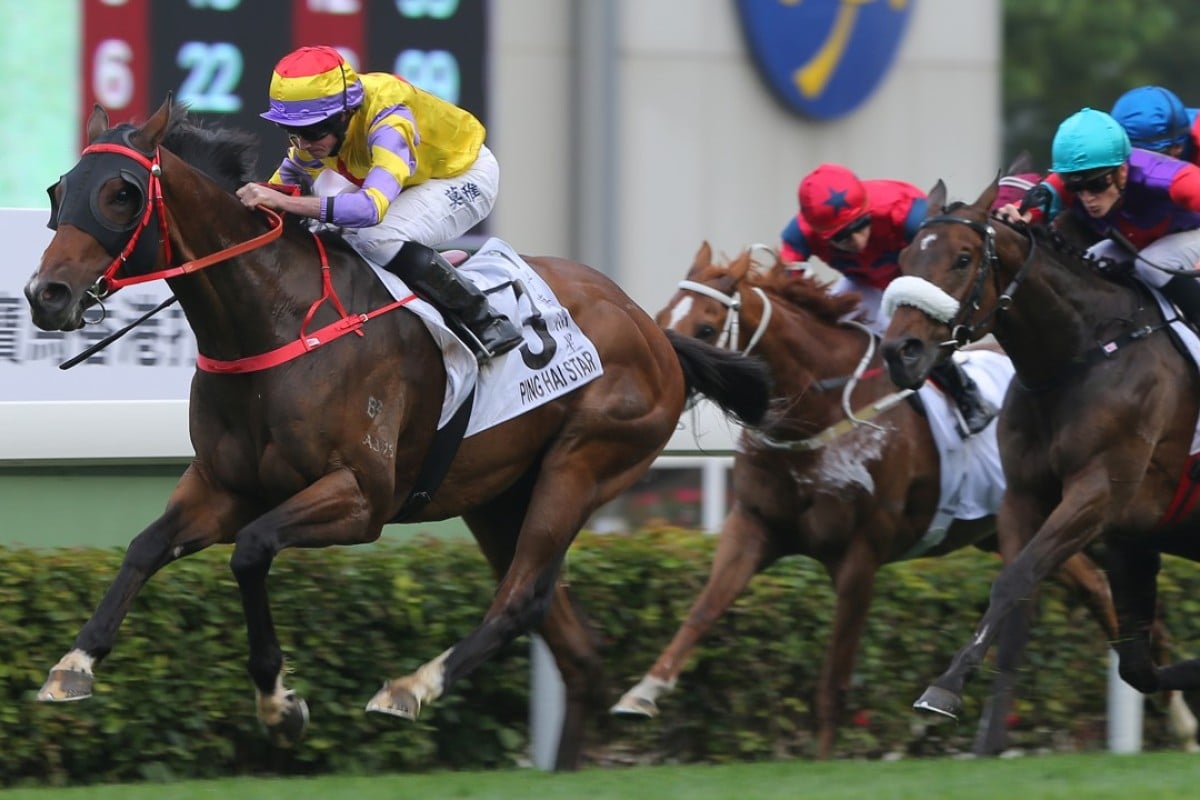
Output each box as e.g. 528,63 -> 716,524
367,236 -> 604,434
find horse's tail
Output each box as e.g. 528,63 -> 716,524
665,329 -> 773,425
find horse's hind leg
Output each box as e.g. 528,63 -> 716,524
367,438 -> 652,725
228,467 -> 376,747
456,491 -> 605,771
813,544 -> 881,760
612,504 -> 778,721
39,464 -> 238,702
536,585 -> 606,770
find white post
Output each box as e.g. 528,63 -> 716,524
1107,648 -> 1143,753
700,458 -> 729,533
529,634 -> 565,770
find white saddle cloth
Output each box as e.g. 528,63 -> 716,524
367,237 -> 604,435
1149,287 -> 1200,455
904,348 -> 1011,558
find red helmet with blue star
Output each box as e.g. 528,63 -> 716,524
799,163 -> 869,233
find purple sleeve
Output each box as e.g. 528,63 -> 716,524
325,105 -> 417,228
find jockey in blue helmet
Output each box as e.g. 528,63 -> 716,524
998,108 -> 1200,329
1110,85 -> 1200,165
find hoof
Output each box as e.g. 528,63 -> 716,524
266,692 -> 310,748
913,685 -> 962,720
38,669 -> 94,702
610,693 -> 659,718
365,683 -> 421,721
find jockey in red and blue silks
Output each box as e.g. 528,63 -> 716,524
779,163 -> 994,436
1111,85 -> 1200,167
780,164 -> 928,312
1000,107 -> 1200,329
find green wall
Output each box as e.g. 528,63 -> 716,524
0,464 -> 470,550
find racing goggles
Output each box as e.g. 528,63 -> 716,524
1062,169 -> 1116,195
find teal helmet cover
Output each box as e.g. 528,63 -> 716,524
1051,108 -> 1132,174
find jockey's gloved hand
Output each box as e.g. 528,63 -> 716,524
1019,184 -> 1053,217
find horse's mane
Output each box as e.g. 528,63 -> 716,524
158,106 -> 261,192
941,200 -> 1115,281
724,257 -> 861,324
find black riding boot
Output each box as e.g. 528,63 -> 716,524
383,242 -> 523,363
1161,275 -> 1200,332
929,358 -> 997,437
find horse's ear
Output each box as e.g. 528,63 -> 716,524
1006,150 -> 1035,176
727,249 -> 752,282
688,241 -> 714,278
925,180 -> 947,215
85,104 -> 109,144
131,93 -> 176,152
973,172 -> 1000,211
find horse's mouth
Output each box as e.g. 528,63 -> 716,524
881,336 -> 940,390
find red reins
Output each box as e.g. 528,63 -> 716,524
80,141 -> 414,374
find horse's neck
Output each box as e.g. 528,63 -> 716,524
994,235 -> 1137,385
751,301 -> 877,422
158,155 -> 323,361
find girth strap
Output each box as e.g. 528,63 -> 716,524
391,388 -> 477,522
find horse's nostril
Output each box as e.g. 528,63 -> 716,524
27,281 -> 72,312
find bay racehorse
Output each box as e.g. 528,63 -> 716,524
23,98 -> 772,770
880,178 -> 1200,727
610,242 -> 1191,757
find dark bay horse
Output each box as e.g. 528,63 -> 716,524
880,178 -> 1200,725
610,242 -> 1179,757
23,98 -> 771,770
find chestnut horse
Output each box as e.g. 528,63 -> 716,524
610,242 -> 1180,757
880,178 -> 1200,725
23,99 -> 771,770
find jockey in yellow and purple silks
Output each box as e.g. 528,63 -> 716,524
998,107 -> 1200,331
778,163 -> 995,436
236,45 -> 521,363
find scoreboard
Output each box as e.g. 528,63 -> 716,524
81,0 -> 488,177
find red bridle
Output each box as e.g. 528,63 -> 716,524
79,142 -> 284,297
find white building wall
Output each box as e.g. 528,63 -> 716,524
491,0 -> 1000,313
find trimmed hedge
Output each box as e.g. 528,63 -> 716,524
2,529 -> 1199,786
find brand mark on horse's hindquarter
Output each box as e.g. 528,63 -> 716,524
366,396 -> 383,419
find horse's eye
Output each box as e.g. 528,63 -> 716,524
696,324 -> 717,342
114,186 -> 134,205
953,253 -> 973,270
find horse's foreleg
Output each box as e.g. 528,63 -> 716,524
1146,607 -> 1200,750
972,594 -> 1034,755
229,467 -> 375,747
915,479 -> 1108,719
38,464 -> 238,702
1103,542 -> 1162,693
611,505 -> 776,720
814,544 -> 878,760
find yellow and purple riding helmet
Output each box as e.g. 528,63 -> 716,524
260,46 -> 365,128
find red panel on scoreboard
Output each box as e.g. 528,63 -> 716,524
81,0 -> 150,146
291,0 -> 365,70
